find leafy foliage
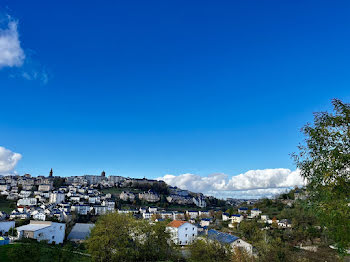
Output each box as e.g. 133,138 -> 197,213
293,99 -> 350,254
86,212 -> 179,262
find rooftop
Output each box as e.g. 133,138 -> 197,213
167,220 -> 187,228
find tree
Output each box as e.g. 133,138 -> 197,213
86,212 -> 179,262
293,99 -> 350,254
188,239 -> 232,262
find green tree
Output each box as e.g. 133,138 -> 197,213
86,212 -> 178,262
293,99 -> 350,254
188,238 -> 232,262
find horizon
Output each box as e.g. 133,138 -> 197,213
1,1 -> 349,198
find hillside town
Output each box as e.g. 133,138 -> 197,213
0,170 -> 316,260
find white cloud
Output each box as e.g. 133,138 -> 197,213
0,16 -> 25,69
0,15 -> 49,84
0,146 -> 22,175
157,168 -> 305,199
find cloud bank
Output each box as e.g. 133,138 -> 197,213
0,16 -> 25,69
157,169 -> 305,199
0,146 -> 22,175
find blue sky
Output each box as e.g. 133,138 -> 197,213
1,1 -> 350,197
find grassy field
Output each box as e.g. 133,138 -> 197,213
0,243 -> 91,262
0,196 -> 15,214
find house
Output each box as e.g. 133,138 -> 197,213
238,207 -> 248,214
102,199 -> 115,211
200,218 -> 211,227
148,207 -> 157,213
278,219 -> 292,228
32,211 -> 46,221
207,229 -> 253,255
261,215 -> 269,222
166,220 -> 198,245
93,205 -> 108,215
68,223 -> 95,242
0,221 -> 15,235
49,191 -> 65,204
250,208 -> 262,218
142,212 -> 152,219
16,220 -> 66,244
38,184 -> 52,192
231,214 -> 244,223
222,212 -> 230,221
71,205 -> 90,215
186,210 -> 199,219
17,198 -> 37,206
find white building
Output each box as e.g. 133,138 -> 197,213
231,214 -> 244,223
33,211 -> 46,221
166,220 -> 198,245
16,220 -> 66,244
186,210 -> 199,219
49,191 -> 65,204
38,184 -> 52,192
17,198 -> 37,206
71,205 -> 90,215
222,212 -> 230,221
250,208 -> 262,218
193,196 -> 206,208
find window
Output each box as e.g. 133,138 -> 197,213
179,241 -> 182,244
185,228 -> 188,230
185,234 -> 187,237
60,226 -> 62,230
192,228 -> 194,230
192,234 -> 194,236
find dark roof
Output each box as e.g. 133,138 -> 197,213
238,207 -> 248,210
208,230 -> 239,244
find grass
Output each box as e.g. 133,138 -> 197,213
0,242 -> 91,262
0,243 -> 13,261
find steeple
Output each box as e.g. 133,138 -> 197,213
49,168 -> 53,177
101,170 -> 106,177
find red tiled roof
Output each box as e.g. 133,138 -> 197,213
167,220 -> 187,228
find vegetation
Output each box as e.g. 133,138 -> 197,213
0,239 -> 91,262
86,212 -> 180,262
293,99 -> 350,254
0,195 -> 16,214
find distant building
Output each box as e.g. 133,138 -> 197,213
49,191 -> 65,204
250,208 -> 262,218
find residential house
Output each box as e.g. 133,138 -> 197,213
208,229 -> 253,255
250,208 -> 262,218
166,220 -> 198,245
238,207 -> 248,214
